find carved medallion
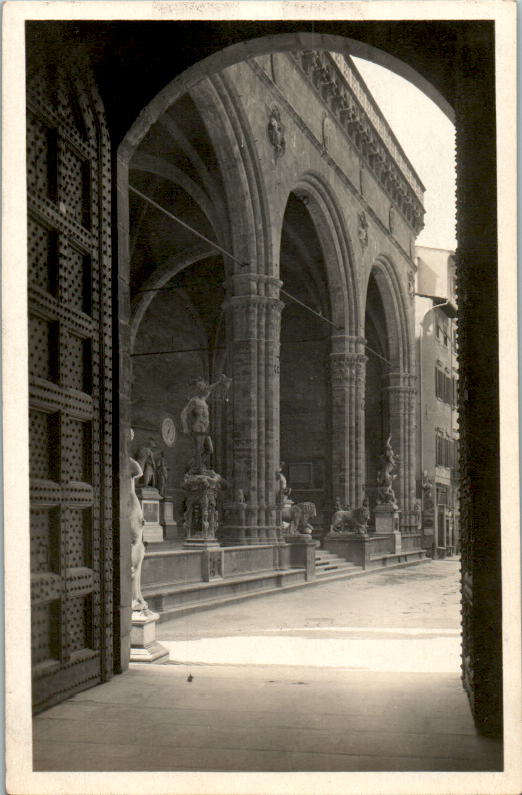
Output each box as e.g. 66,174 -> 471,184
267,105 -> 286,159
161,416 -> 176,447
358,211 -> 369,248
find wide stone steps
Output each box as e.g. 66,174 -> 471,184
314,549 -> 360,580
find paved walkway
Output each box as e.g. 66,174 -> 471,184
158,559 -> 461,672
33,558 -> 503,773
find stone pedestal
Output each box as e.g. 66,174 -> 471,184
130,610 -> 169,664
374,503 -> 401,552
160,494 -> 178,540
137,486 -> 164,543
182,469 -> 223,549
284,535 -> 316,581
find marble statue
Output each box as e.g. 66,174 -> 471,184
276,462 -> 291,506
156,451 -> 168,497
414,498 -> 422,529
129,429 -> 148,612
180,374 -> 231,472
237,489 -> 246,504
136,439 -> 157,488
422,470 -> 433,500
377,435 -> 399,507
330,496 -> 370,536
288,501 -> 316,535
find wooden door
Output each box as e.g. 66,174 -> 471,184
27,57 -> 113,712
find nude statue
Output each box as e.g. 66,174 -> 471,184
180,374 -> 231,471
129,429 -> 148,612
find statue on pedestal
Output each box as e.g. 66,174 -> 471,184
181,374 -> 231,472
276,463 -> 291,506
156,451 -> 169,497
180,374 -> 231,546
288,502 -> 317,535
414,498 -> 422,530
422,470 -> 434,500
129,429 -> 148,613
377,435 -> 399,509
329,495 -> 370,536
136,439 -> 157,488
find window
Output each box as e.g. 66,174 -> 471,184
435,366 -> 455,405
435,430 -> 454,468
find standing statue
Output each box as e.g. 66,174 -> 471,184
180,374 -> 231,472
422,470 -> 434,501
377,434 -> 399,508
156,451 -> 169,497
129,429 -> 148,612
276,462 -> 291,506
136,439 -> 157,488
414,498 -> 422,530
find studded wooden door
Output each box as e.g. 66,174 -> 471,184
27,58 -> 113,713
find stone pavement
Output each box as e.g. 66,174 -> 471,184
33,558 -> 503,772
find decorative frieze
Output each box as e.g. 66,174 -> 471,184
291,50 -> 425,234
329,352 -> 367,387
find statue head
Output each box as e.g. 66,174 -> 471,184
195,379 -> 211,397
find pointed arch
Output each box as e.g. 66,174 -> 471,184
283,172 -> 360,336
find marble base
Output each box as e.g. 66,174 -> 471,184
130,609 -> 169,665
137,486 -> 164,544
374,503 -> 401,535
161,497 -> 179,539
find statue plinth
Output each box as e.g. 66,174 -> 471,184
374,503 -> 401,551
160,492 -> 178,540
182,469 -> 223,549
130,609 -> 169,664
136,486 -> 164,543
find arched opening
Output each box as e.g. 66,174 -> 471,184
279,192 -> 332,533
364,271 -> 390,510
21,19 -> 504,751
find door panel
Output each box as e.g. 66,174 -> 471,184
27,58 -> 113,713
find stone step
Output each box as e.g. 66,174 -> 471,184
315,562 -> 359,577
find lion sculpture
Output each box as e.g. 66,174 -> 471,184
288,501 -> 317,535
330,501 -> 370,536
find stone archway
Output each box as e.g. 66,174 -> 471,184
18,19 -> 499,734
363,259 -> 415,529
113,30 -> 501,734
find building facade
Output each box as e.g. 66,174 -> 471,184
23,21 -> 503,735
415,247 -> 459,555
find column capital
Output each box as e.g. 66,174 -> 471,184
329,351 -> 367,387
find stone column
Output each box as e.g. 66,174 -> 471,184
329,336 -> 367,512
221,273 -> 283,545
382,372 -> 416,532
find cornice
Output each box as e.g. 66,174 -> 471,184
246,58 -> 418,267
